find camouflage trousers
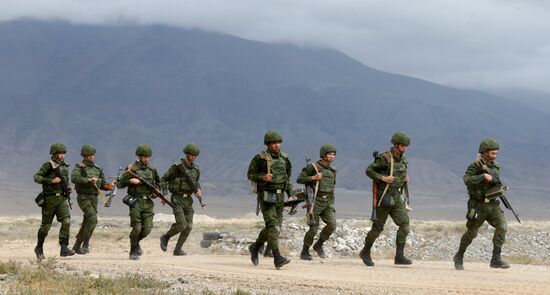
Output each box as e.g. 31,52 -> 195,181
255,191 -> 284,251
303,194 -> 336,247
164,193 -> 194,247
37,194 -> 71,246
458,199 -> 507,251
364,196 -> 410,247
129,197 -> 155,248
75,194 -> 98,243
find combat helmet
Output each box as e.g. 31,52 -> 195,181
320,144 -> 337,158
391,131 -> 411,146
49,142 -> 67,155
479,139 -> 499,153
264,130 -> 283,145
80,144 -> 96,156
135,144 -> 153,157
183,143 -> 200,156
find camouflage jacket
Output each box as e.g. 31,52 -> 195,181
117,161 -> 160,197
71,159 -> 107,195
464,158 -> 500,200
247,150 -> 292,195
297,160 -> 336,194
161,159 -> 201,194
34,158 -> 70,196
366,148 -> 408,198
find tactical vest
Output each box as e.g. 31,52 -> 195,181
256,152 -> 289,192
169,162 -> 199,194
127,162 -> 157,197
317,163 -> 336,193
41,160 -> 70,195
377,151 -> 408,195
74,161 -> 103,194
467,160 -> 500,200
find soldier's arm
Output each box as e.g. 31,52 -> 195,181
296,164 -> 316,184
196,167 -> 201,190
153,168 -> 161,190
159,165 -> 177,192
33,162 -> 53,184
116,168 -> 131,188
366,157 -> 386,181
463,164 -> 485,185
247,155 -> 264,182
70,165 -> 88,185
285,157 -> 292,196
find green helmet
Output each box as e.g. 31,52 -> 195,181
479,138 -> 499,153
49,142 -> 67,155
391,131 -> 411,146
183,143 -> 200,156
135,144 -> 153,157
320,144 -> 337,158
80,144 -> 96,156
264,130 -> 283,145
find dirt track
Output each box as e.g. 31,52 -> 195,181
1,243 -> 548,295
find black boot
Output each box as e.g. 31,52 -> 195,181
263,247 -> 273,257
34,244 -> 45,260
273,248 -> 291,269
490,247 -> 510,269
173,242 -> 187,256
60,242 -> 76,257
249,243 -> 260,266
73,239 -> 85,255
129,243 -> 140,260
82,239 -> 90,254
160,234 -> 170,252
359,244 -> 374,266
394,245 -> 412,265
313,240 -> 327,259
300,245 -> 312,261
453,251 -> 464,270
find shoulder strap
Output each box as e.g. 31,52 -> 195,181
259,151 -> 273,174
176,161 -> 198,192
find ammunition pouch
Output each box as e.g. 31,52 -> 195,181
262,191 -> 279,204
35,192 -> 46,207
123,194 -> 138,208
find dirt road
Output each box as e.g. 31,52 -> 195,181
1,241 -> 548,295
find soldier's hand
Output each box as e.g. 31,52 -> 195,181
381,175 -> 395,184
195,189 -> 202,198
51,177 -> 62,184
311,172 -> 323,181
262,173 -> 273,182
483,173 -> 493,182
89,177 -> 99,184
129,178 -> 141,185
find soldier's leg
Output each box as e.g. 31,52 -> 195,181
35,206 -> 55,259
129,205 -> 142,260
390,202 -> 411,265
301,212 -> 320,260
360,207 -> 389,266
487,204 -> 509,269
271,197 -> 290,269
161,199 -> 185,252
74,195 -> 97,253
454,205 -> 487,270
82,196 -> 98,253
139,205 -> 155,241
56,200 -> 75,256
174,204 -> 194,256
314,205 -> 336,259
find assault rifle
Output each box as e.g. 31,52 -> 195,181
123,170 -> 174,208
54,166 -> 73,210
304,153 -> 318,226
176,161 -> 205,208
283,188 -> 307,215
105,167 -> 123,207
478,158 -> 521,223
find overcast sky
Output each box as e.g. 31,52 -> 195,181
2,0 -> 550,92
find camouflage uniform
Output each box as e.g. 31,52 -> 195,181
70,144 -> 111,254
360,132 -> 412,266
33,143 -> 75,259
247,130 -> 292,269
454,139 -> 509,270
298,144 -> 337,260
117,144 -> 160,260
159,144 -> 201,256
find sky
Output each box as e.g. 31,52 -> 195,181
1,0 -> 550,92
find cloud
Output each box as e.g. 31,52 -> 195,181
1,0 -> 550,91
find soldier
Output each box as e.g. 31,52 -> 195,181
298,144 -> 338,261
117,144 -> 161,260
247,130 -> 292,269
359,132 -> 413,266
159,144 -> 202,256
70,144 -> 114,254
33,142 -> 76,259
453,139 -> 510,270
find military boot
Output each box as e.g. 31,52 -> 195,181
34,244 -> 45,260
490,247 -> 510,269
394,245 -> 412,265
72,239 -> 85,255
359,244 -> 374,266
263,247 -> 273,257
453,251 -> 464,270
160,234 -> 170,252
82,239 -> 90,254
60,242 -> 76,257
136,244 -> 143,256
248,242 -> 260,266
313,240 -> 327,259
273,248 -> 291,269
129,243 -> 140,260
173,242 -> 187,256
300,245 -> 312,261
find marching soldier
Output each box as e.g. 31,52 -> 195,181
247,130 -> 292,269
359,132 -> 413,266
453,139 -> 510,270
33,142 -> 76,259
117,144 -> 161,260
298,144 -> 337,260
70,144 -> 114,254
159,144 -> 202,256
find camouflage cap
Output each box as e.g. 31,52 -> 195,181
264,130 -> 283,145
135,144 -> 153,157
320,144 -> 337,158
391,131 -> 411,146
80,144 -> 96,156
183,143 -> 200,156
479,138 -> 499,153
49,142 -> 67,155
